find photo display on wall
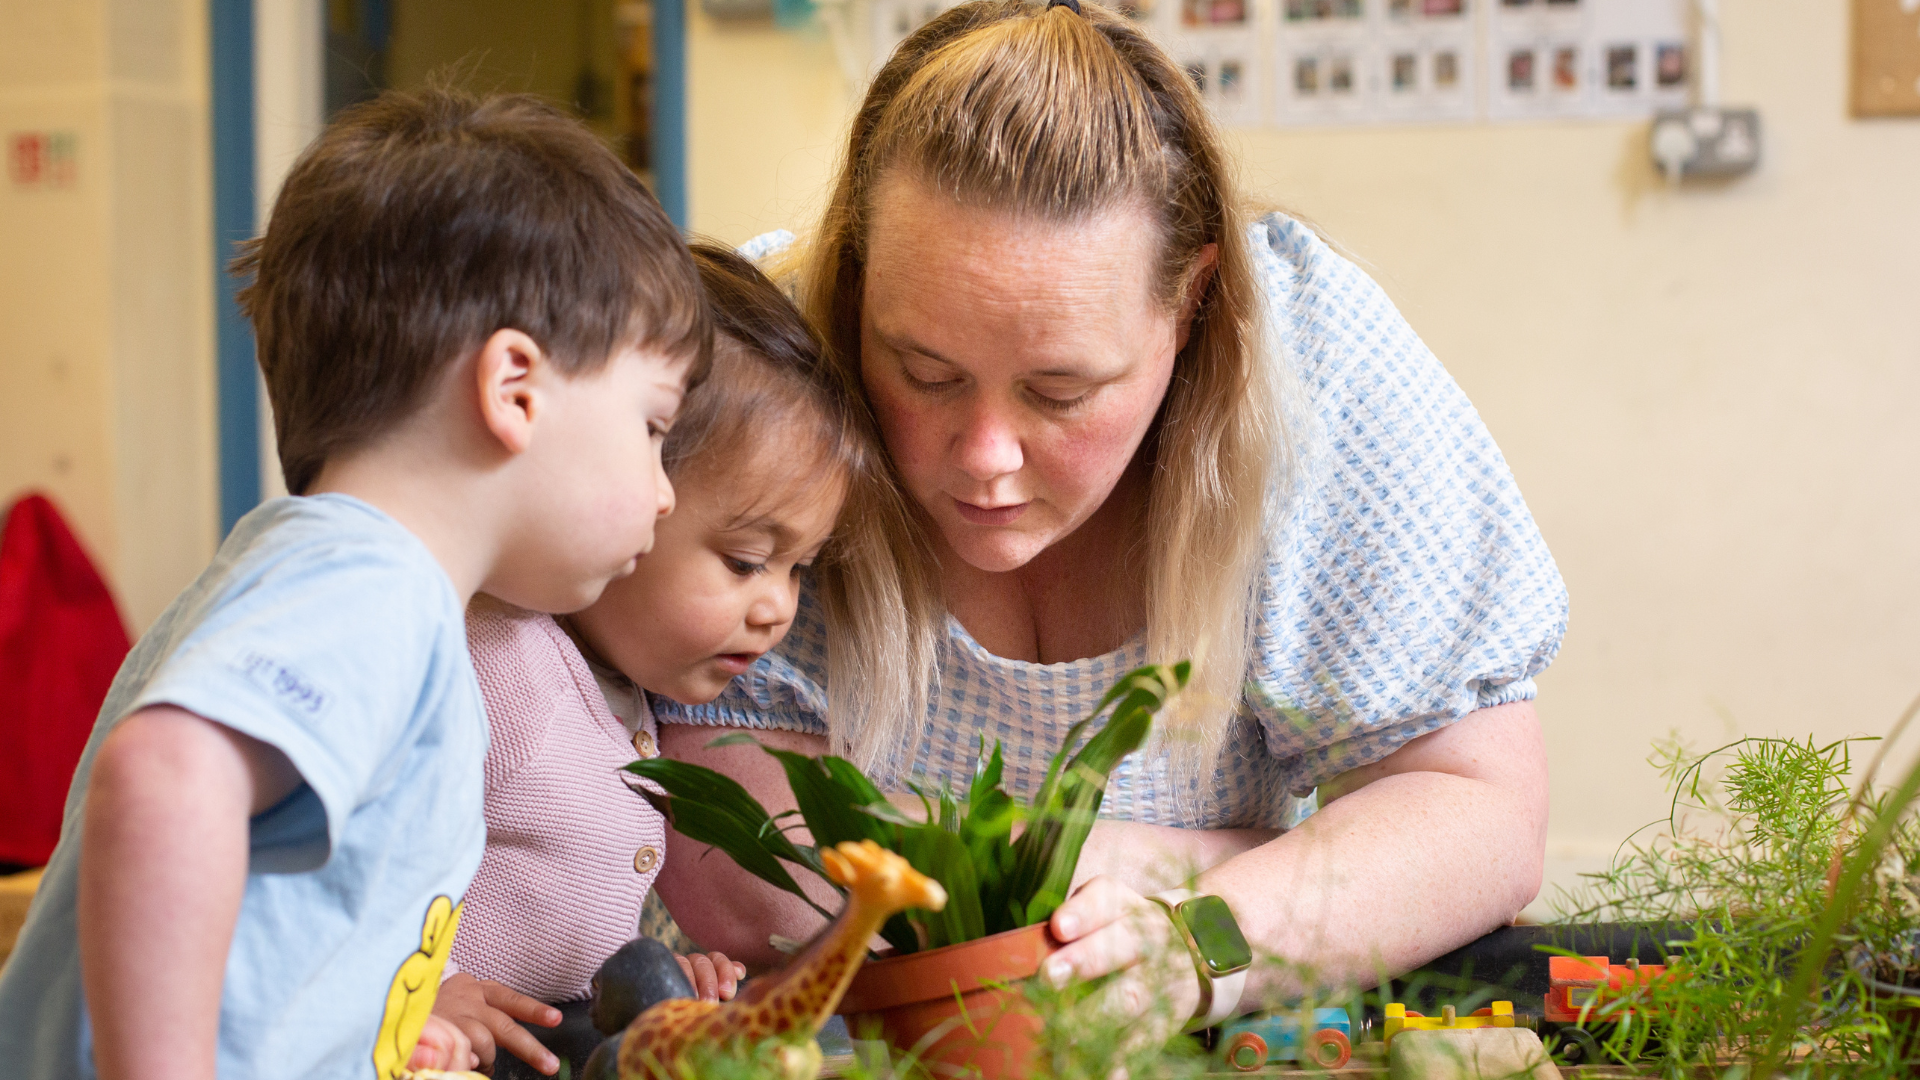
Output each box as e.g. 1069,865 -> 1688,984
868,0 -> 1690,129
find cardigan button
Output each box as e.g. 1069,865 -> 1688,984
633,846 -> 660,874
633,731 -> 657,758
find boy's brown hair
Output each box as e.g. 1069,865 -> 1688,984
234,88 -> 710,495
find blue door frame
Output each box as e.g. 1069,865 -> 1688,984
210,0 -> 259,536
653,0 -> 689,227
207,0 -> 689,536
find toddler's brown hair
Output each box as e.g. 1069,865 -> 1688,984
665,243 -> 862,500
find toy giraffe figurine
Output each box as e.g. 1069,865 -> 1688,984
618,839 -> 947,1080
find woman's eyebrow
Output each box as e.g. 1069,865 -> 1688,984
876,328 -> 957,366
881,328 -> 1107,380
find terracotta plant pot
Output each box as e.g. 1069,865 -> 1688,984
838,923 -> 1063,1079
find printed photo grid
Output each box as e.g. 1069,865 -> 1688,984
866,0 -> 1690,129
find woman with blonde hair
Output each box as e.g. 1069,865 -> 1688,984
654,0 -> 1567,1031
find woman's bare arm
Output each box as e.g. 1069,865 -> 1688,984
1046,700 -> 1549,1021
651,725 -> 842,972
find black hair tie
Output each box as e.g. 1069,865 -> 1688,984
1047,0 -> 1082,14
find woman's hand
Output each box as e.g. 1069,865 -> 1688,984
676,951 -> 747,1001
1041,877 -> 1202,1041
429,973 -> 562,1075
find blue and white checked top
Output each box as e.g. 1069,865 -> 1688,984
656,215 -> 1568,830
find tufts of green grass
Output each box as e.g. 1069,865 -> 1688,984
1553,701 -> 1920,1078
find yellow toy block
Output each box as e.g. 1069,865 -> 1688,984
1382,1001 -> 1514,1045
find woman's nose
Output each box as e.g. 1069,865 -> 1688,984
952,403 -> 1023,483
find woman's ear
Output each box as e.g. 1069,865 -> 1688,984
474,328 -> 547,455
1173,243 -> 1219,353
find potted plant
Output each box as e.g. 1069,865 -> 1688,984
625,661 -> 1190,1078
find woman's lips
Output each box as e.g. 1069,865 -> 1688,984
953,498 -> 1029,526
713,653 -> 760,675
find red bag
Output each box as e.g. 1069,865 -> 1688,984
0,493 -> 131,867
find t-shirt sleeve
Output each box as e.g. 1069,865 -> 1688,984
129,539 -> 456,873
1245,214 -> 1569,793
651,581 -> 831,737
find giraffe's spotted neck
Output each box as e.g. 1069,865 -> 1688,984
729,887 -> 897,1030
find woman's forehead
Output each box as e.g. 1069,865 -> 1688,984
865,173 -> 1163,302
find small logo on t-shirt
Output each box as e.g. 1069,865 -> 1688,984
234,651 -> 331,717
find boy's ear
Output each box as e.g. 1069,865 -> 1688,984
474,329 -> 547,455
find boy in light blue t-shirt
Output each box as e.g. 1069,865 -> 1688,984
0,88 -> 710,1080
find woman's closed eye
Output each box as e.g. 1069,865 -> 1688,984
1025,385 -> 1092,413
899,356 -> 964,393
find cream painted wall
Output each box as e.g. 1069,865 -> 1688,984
686,7 -> 854,240
684,1 -> 1920,908
0,0 -> 217,631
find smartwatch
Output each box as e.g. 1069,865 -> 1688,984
1147,889 -> 1252,1031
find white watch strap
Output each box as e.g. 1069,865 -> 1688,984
1203,968 -> 1248,1028
1150,889 -> 1247,1029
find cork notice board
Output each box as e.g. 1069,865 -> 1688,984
1853,0 -> 1920,116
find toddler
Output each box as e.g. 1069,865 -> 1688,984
0,88 -> 708,1079
432,242 -> 869,1077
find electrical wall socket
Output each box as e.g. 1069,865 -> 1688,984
1649,107 -> 1762,182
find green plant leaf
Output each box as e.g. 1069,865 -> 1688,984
623,758 -> 832,919
755,743 -> 896,850
900,821 -> 985,949
1007,662 -> 1188,927
627,664 -> 1186,960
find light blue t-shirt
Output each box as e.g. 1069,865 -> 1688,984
661,216 -> 1569,828
0,494 -> 487,1080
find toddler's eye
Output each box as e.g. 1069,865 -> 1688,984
724,556 -> 765,577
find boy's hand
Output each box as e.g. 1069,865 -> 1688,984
407,1014 -> 479,1072
431,973 -> 562,1075
676,951 -> 747,1002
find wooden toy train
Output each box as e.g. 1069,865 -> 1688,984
1219,1008 -> 1353,1071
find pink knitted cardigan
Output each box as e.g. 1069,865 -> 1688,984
449,598 -> 667,1003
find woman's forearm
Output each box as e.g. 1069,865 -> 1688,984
1072,821 -> 1279,895
1040,702 -> 1547,1031
1199,701 -> 1548,1002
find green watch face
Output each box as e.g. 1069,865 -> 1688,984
1178,895 -> 1252,975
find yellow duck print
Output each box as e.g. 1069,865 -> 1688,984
372,896 -> 472,1080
